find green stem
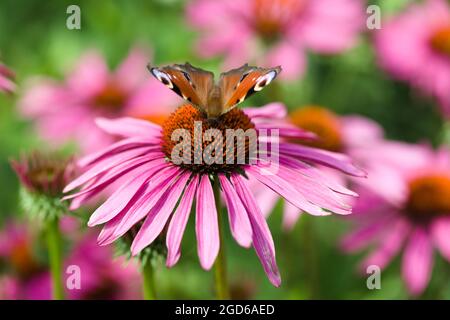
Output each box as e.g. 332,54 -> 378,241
301,215 -> 319,299
45,217 -> 65,300
213,178 -> 230,300
142,261 -> 157,300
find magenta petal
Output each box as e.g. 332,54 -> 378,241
361,218 -> 409,271
196,175 -> 219,270
131,172 -> 191,255
279,143 -> 366,177
231,174 -> 281,287
95,117 -> 162,138
109,166 -> 181,241
247,165 -> 327,216
244,103 -> 287,119
87,161 -> 169,226
166,175 -> 199,267
77,136 -> 157,168
64,146 -> 155,193
431,217 -> 450,262
402,227 -> 434,296
219,174 -> 252,248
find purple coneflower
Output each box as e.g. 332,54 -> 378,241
64,94 -> 364,291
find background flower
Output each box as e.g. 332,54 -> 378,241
0,62 -> 15,93
376,0 -> 450,118
342,143 -> 450,296
187,0 -> 365,80
19,47 -> 180,153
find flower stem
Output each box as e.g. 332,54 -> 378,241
141,261 -> 157,300
45,217 -> 65,300
213,178 -> 230,300
301,215 -> 319,299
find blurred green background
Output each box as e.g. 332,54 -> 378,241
0,0 -> 449,299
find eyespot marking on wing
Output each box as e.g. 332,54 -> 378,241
254,70 -> 277,92
151,68 -> 174,89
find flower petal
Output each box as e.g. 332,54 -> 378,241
231,174 -> 281,287
219,174 -> 252,248
166,175 -> 199,267
196,175 -> 219,270
402,227 -> 434,296
131,172 -> 191,255
431,216 -> 450,262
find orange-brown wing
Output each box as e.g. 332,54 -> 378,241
148,63 -> 214,111
218,64 -> 282,114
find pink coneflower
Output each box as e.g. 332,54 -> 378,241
19,47 -> 179,153
254,106 -> 378,228
341,143 -> 450,296
0,62 -> 15,93
376,0 -> 450,117
187,0 -> 364,79
64,100 -> 364,286
0,221 -> 141,300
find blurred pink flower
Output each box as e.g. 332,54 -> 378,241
376,0 -> 450,118
187,0 -> 365,80
0,62 -> 15,93
63,103 -> 364,287
19,47 -> 180,153
341,143 -> 450,296
0,220 -> 141,300
254,106 -> 376,228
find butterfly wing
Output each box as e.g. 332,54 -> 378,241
218,64 -> 282,115
148,63 -> 214,112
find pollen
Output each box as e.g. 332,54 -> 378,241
161,104 -> 255,174
405,174 -> 450,221
429,26 -> 450,57
289,106 -> 343,152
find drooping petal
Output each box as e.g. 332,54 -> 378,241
131,172 -> 191,255
247,165 -> 327,216
431,216 -> 450,262
279,143 -> 366,177
360,218 -> 409,271
166,175 -> 199,267
402,227 -> 434,296
219,174 -> 252,248
87,161 -> 169,226
195,175 -> 219,270
231,174 -> 281,287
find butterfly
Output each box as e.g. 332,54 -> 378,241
148,63 -> 282,119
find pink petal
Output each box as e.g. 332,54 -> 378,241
131,172 -> 191,255
77,136 -> 157,167
219,174 -> 252,248
361,218 -> 409,271
114,46 -> 151,92
282,201 -> 303,230
231,174 -> 281,287
166,175 -> 199,267
402,227 -> 434,296
431,216 -> 450,262
67,50 -> 109,99
196,175 -> 219,270
244,103 -> 287,119
279,143 -> 366,177
108,166 -> 181,242
87,161 -> 169,226
64,146 -> 155,193
95,117 -> 162,138
264,42 -> 305,80
247,165 -> 327,216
